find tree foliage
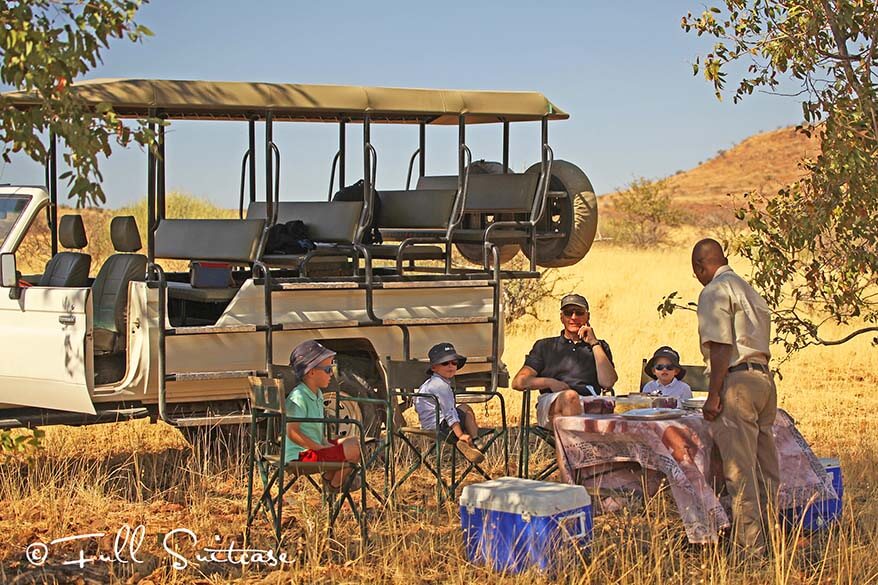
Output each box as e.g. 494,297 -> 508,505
0,0 -> 155,206
682,0 -> 878,353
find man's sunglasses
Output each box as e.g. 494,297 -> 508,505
562,308 -> 587,317
654,364 -> 678,371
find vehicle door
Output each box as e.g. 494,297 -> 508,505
0,284 -> 96,414
0,188 -> 96,415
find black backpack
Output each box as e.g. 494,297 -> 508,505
332,179 -> 383,245
264,219 -> 316,254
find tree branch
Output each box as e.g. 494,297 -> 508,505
813,326 -> 878,346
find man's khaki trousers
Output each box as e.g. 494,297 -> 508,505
710,369 -> 780,552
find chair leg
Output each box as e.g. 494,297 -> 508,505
245,423 -> 257,542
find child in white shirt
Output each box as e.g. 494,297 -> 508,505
642,346 -> 693,400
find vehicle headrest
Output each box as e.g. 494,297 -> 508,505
58,215 -> 87,249
110,216 -> 142,253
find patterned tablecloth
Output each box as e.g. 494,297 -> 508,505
553,409 -> 836,543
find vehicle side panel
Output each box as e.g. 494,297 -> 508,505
0,287 -> 95,414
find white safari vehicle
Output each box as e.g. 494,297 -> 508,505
0,79 -> 598,433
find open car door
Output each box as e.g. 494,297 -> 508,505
0,286 -> 96,414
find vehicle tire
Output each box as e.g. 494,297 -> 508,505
522,159 -> 598,268
324,370 -> 380,438
455,160 -> 520,266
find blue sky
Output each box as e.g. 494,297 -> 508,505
0,1 -> 802,208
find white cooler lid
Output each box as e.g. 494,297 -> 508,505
459,477 -> 590,517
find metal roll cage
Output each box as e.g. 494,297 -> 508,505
40,108 -> 556,432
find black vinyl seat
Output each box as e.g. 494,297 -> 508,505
38,215 -> 91,287
92,216 -> 147,354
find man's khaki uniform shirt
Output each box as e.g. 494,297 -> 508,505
696,265 -> 772,374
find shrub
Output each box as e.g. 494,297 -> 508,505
502,255 -> 560,326
606,177 -> 681,247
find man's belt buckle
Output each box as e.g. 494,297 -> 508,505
728,362 -> 768,374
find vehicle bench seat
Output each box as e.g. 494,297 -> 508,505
155,218 -> 265,264
416,173 -> 540,214
247,201 -> 363,268
165,281 -> 238,303
155,218 -> 265,305
367,188 -> 457,262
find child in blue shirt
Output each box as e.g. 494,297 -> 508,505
414,342 -> 484,464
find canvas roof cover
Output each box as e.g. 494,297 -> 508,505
2,79 -> 568,124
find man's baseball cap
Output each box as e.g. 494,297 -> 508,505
289,339 -> 336,378
560,293 -> 589,311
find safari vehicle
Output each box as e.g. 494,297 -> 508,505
0,79 -> 598,433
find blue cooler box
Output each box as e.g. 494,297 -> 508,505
459,477 -> 592,574
782,457 -> 843,531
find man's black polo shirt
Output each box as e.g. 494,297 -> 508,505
523,332 -> 614,396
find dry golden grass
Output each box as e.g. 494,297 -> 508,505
2,233 -> 878,584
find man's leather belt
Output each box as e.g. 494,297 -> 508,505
728,362 -> 769,374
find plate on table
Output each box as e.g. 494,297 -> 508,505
620,407 -> 688,420
681,398 -> 707,410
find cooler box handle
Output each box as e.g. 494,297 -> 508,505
560,511 -> 589,540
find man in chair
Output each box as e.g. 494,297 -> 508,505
512,293 -> 618,429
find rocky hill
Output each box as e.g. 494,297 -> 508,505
602,126 -> 821,220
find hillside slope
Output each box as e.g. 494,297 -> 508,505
603,126 -> 821,218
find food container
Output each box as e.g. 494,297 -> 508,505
628,394 -> 653,410
613,397 -> 636,414
460,477 -> 592,574
651,396 -> 678,409
581,396 -> 615,414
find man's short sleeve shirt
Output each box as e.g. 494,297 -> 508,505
696,265 -> 772,373
524,333 -> 614,396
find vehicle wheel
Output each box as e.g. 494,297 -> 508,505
324,370 -> 380,438
455,160 -> 520,266
522,160 -> 598,268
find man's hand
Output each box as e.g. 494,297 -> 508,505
546,379 -> 570,393
458,433 -> 473,445
577,322 -> 599,345
702,393 -> 722,421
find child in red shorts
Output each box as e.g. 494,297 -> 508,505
285,340 -> 361,491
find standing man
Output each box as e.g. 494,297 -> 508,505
692,238 -> 779,555
512,293 -> 618,429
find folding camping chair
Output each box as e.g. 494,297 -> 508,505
385,359 -> 508,504
638,360 -> 709,393
245,376 -> 368,549
515,387 -> 559,480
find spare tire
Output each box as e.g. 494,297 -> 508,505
455,160 -> 520,266
522,160 -> 598,268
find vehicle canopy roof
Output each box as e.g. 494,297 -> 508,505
3,78 -> 569,124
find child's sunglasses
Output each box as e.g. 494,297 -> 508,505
315,362 -> 337,375
654,364 -> 678,371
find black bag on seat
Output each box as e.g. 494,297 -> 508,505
332,179 -> 382,245
264,220 -> 316,254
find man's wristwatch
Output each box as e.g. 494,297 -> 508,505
589,340 -> 603,349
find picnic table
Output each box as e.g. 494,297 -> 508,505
553,409 -> 837,543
